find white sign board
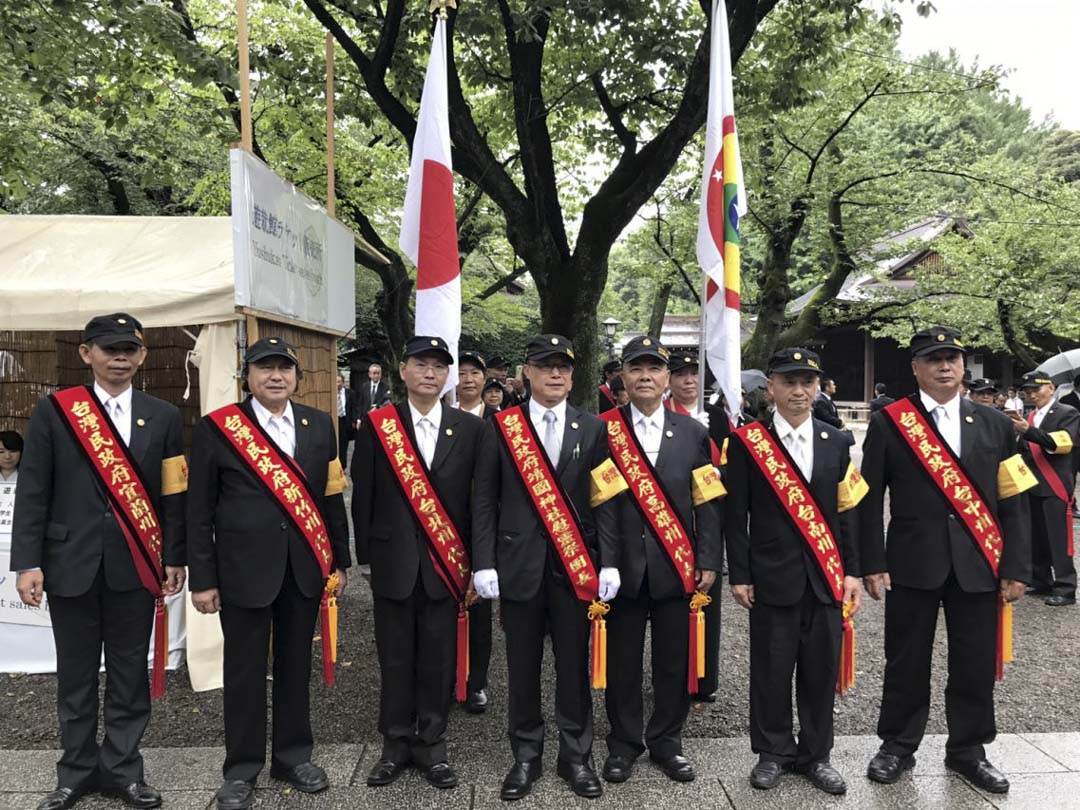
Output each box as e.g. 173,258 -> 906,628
0,552 -> 52,628
0,480 -> 13,545
230,149 -> 356,333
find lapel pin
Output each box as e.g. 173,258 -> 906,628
820,431 -> 828,439
301,418 -> 309,426
666,429 -> 674,438
136,418 -> 146,427
446,428 -> 453,436
570,421 -> 579,430
965,415 -> 974,423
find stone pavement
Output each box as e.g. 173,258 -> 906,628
2,732 -> 1079,810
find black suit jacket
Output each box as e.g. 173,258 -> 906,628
337,387 -> 360,435
472,403 -> 620,601
351,402 -> 485,601
725,418 -> 859,606
610,405 -> 724,601
812,393 -> 844,429
869,395 -> 895,413
1018,402 -> 1079,497
11,388 -> 187,597
357,380 -> 390,415
186,398 -> 350,608
858,395 -> 1031,592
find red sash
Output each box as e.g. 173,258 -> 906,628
665,398 -> 724,468
732,423 -> 846,602
50,386 -> 168,697
493,406 -> 599,602
368,404 -> 473,699
599,384 -> 616,411
1027,411 -> 1075,556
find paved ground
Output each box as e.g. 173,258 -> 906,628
2,732 -> 1080,809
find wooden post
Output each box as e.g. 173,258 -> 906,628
237,0 -> 253,153
325,33 -> 336,218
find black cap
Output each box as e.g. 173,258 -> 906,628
403,335 -> 454,365
621,335 -> 670,365
970,378 -> 997,393
1019,370 -> 1054,389
602,359 -> 622,375
910,326 -> 967,357
245,337 -> 300,367
525,335 -> 575,364
482,377 -> 504,393
767,347 -> 823,376
486,354 -> 509,370
81,313 -> 145,347
668,351 -> 700,374
459,350 -> 486,371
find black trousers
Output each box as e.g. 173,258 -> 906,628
467,598 -> 492,694
749,589 -> 841,767
502,569 -> 593,765
697,592 -> 722,696
605,583 -> 690,762
373,579 -> 457,767
877,576 -> 997,761
1030,494 -> 1076,597
336,417 -> 352,466
49,567 -> 154,791
220,566 -> 320,782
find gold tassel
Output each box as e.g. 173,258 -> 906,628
690,591 -> 711,681
1001,600 -> 1013,664
588,600 -> 611,689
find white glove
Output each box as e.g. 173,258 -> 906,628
695,410 -> 710,430
598,567 -> 621,602
473,568 -> 500,600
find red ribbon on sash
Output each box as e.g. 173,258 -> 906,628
368,404 -> 472,700
207,404 -> 340,686
732,423 -> 846,602
1027,411 -> 1075,556
50,387 -> 168,697
665,398 -> 724,468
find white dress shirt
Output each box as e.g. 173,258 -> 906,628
337,388 -> 347,418
0,469 -> 16,483
773,410 -> 814,480
920,390 -> 962,456
1005,395 -> 1025,413
630,403 -> 664,465
251,397 -> 296,458
409,400 -> 443,467
1032,401 -> 1052,428
95,382 -> 133,446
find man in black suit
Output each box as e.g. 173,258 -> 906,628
12,313 -> 187,810
601,336 -> 724,785
357,362 -> 390,415
472,335 -> 621,800
725,348 -> 863,795
1060,375 -> 1080,413
813,378 -> 844,429
869,383 -> 895,413
188,338 -> 350,810
599,359 -> 621,412
1010,370 -> 1079,606
860,326 -> 1031,795
970,379 -> 998,408
336,373 -> 360,464
351,337 -> 484,790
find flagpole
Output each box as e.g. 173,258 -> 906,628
698,276 -> 708,413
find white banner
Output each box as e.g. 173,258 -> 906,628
0,552 -> 52,628
230,149 -> 356,333
0,480 -> 13,545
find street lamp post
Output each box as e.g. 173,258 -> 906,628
601,317 -> 621,360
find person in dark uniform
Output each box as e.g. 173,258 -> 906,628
725,348 -> 864,795
599,359 -> 621,412
869,383 -> 895,413
970,379 -> 998,408
602,336 -> 724,785
472,335 -> 620,800
1060,374 -> 1080,413
812,378 -> 844,429
188,338 -> 350,810
860,326 -> 1031,795
664,351 -> 727,701
351,336 -> 485,789
1010,371 -> 1079,606
12,313 -> 188,810
610,375 -> 630,407
336,373 -> 360,464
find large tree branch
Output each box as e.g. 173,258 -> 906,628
591,71 -> 637,156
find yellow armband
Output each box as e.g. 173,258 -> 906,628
161,455 -> 188,496
325,457 -> 347,496
1048,430 -> 1074,454
691,463 -> 727,506
590,458 -> 628,507
837,462 -> 868,513
998,454 -> 1038,499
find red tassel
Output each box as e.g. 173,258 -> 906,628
1068,499 -> 1075,557
456,605 -> 469,703
687,608 -> 698,695
321,593 -> 335,687
150,597 -> 167,699
836,606 -> 855,696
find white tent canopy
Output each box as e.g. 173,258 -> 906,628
0,215 -> 237,329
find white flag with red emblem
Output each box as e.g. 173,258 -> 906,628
400,15 -> 460,396
696,0 -> 745,422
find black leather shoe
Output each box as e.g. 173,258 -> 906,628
423,762 -> 459,789
465,689 -> 489,714
366,759 -> 407,787
602,754 -> 635,783
1026,586 -> 1052,596
37,788 -> 83,810
101,782 -> 162,809
867,751 -> 916,784
500,761 -> 542,801
651,754 -> 695,782
945,757 -> 1010,793
556,760 -> 602,798
749,760 -> 783,789
269,762 -> 329,793
215,780 -> 254,810
693,692 -> 717,703
801,761 -> 847,795
1046,594 -> 1076,606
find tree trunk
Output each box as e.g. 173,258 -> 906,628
648,280 -> 674,339
997,299 -> 1039,369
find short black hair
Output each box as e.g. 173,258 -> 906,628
0,430 -> 23,454
874,382 -> 887,395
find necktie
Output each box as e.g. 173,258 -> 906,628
933,405 -> 958,455
542,410 -> 560,462
338,390 -> 345,417
786,431 -> 807,478
418,418 -> 435,466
